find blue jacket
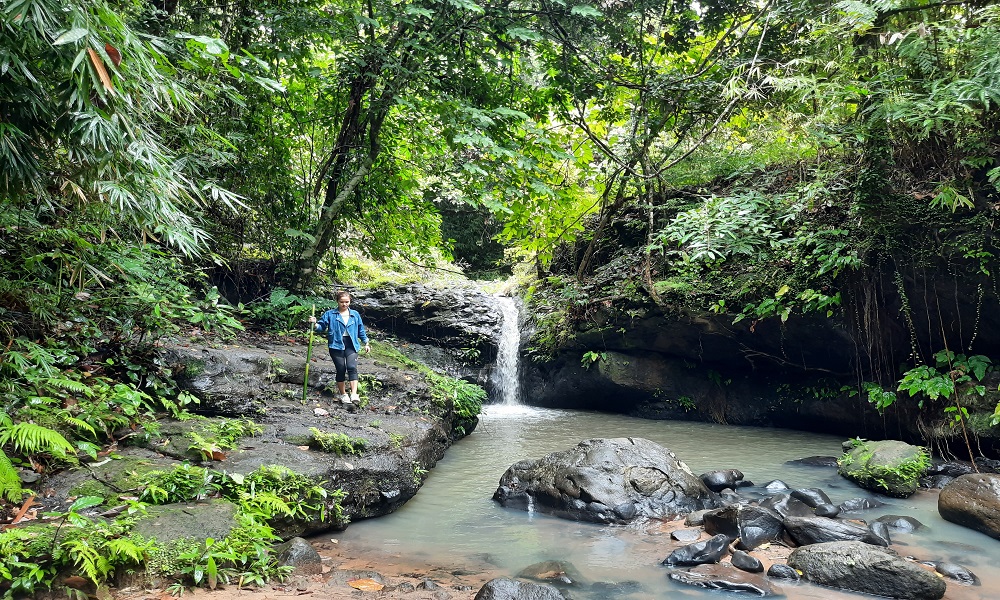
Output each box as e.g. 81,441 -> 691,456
315,308 -> 369,351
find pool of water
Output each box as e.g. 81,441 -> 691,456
331,405 -> 999,599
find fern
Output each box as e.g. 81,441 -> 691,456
241,490 -> 295,519
0,449 -> 22,502
63,537 -> 112,583
0,422 -> 77,461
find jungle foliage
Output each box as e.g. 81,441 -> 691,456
4,0 -> 1000,593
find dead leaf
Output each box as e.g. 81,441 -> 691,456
87,47 -> 114,91
10,495 -> 36,525
297,445 -> 310,451
104,43 -> 122,67
64,576 -> 88,589
347,578 -> 384,591
210,450 -> 226,461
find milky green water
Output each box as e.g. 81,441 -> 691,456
334,405 -> 999,599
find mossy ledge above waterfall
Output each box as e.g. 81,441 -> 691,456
5,330 -> 485,598
520,162 -> 1000,456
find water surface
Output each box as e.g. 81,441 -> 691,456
334,406 -> 998,599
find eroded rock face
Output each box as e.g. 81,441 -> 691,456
939,473 -> 1000,539
787,541 -> 946,600
492,437 -> 720,524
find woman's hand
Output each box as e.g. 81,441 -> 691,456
364,343 -> 371,353
308,316 -> 317,324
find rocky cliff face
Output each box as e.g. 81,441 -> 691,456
521,262 -> 1000,449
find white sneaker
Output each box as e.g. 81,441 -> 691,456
350,392 -> 360,403
340,393 -> 351,404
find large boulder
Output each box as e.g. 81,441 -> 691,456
474,578 -> 568,600
787,541 -> 946,599
783,515 -> 889,546
492,437 -> 720,524
939,472 -> 1000,539
838,439 -> 929,498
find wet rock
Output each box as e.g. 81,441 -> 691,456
493,437 -> 720,524
790,488 -> 831,508
927,460 -> 975,477
939,473 -> 1000,540
766,563 -> 800,580
867,520 -> 892,546
275,537 -> 322,575
873,514 -> 924,533
671,528 -> 702,542
731,550 -> 764,573
763,480 -> 790,491
787,541 -> 946,599
685,509 -> 709,526
703,504 -> 785,550
667,564 -> 776,596
920,474 -> 954,489
760,493 -> 813,518
783,515 -> 888,546
700,469 -> 744,492
838,439 -> 928,498
662,533 -> 730,566
814,503 -> 839,517
838,497 -> 885,513
517,561 -> 585,586
974,457 -> 1000,473
935,562 -> 979,585
786,456 -> 839,468
589,580 -> 644,595
474,577 -> 567,600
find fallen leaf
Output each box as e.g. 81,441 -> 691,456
87,47 -> 114,91
64,576 -> 88,589
347,578 -> 384,591
297,445 -> 310,451
210,450 -> 226,461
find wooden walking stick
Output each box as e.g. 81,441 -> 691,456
302,304 -> 315,404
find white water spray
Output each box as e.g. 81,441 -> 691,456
492,297 -> 522,406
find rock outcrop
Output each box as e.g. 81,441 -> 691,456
492,437 -> 720,523
939,472 -> 1000,539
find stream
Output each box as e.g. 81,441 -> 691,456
334,405 -> 999,599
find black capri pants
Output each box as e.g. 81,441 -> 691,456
329,336 -> 359,382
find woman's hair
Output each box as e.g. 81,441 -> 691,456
335,290 -> 352,302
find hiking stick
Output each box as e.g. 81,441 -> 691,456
302,304 -> 315,404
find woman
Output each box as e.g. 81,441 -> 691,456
309,291 -> 370,404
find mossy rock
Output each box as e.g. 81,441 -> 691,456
838,439 -> 930,498
131,499 -> 240,545
44,448 -> 181,505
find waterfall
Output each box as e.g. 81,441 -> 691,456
492,297 -> 522,405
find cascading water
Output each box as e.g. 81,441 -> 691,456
491,297 -> 522,406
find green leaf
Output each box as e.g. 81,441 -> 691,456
570,4 -> 602,17
53,28 -> 89,46
69,495 -> 104,512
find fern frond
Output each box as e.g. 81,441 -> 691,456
0,449 -> 23,502
243,491 -> 294,518
61,416 -> 98,438
104,537 -> 150,564
42,377 -> 92,396
63,537 -> 112,583
0,422 -> 77,460
0,412 -> 11,428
